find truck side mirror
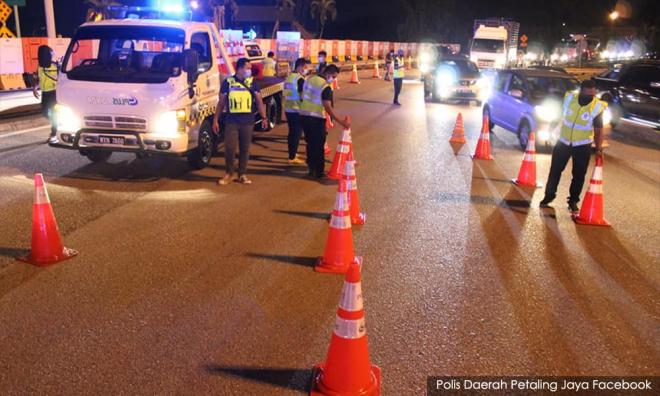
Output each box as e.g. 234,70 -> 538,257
183,49 -> 199,99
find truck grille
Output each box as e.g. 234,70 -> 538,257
84,115 -> 147,131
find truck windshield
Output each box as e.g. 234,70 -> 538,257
472,39 -> 504,53
62,25 -> 186,84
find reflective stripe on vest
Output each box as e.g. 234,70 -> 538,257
393,57 -> 405,78
300,75 -> 328,119
283,72 -> 303,112
226,76 -> 254,114
38,65 -> 58,92
263,58 -> 276,77
559,91 -> 607,146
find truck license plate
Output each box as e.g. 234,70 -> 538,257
99,136 -> 125,145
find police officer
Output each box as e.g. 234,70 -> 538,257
540,79 -> 607,213
316,50 -> 327,74
33,45 -> 58,140
283,58 -> 309,165
263,51 -> 277,77
392,49 -> 405,105
212,58 -> 268,186
300,64 -> 350,179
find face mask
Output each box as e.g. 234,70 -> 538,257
301,69 -> 308,76
326,76 -> 335,84
243,69 -> 252,78
579,94 -> 594,102
319,57 -> 325,63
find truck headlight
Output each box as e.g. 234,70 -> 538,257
54,104 -> 81,132
535,102 -> 561,122
419,63 -> 430,74
153,109 -> 186,135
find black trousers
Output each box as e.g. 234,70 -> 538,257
285,111 -> 304,160
42,90 -> 57,137
393,78 -> 403,103
300,115 -> 326,177
544,141 -> 592,203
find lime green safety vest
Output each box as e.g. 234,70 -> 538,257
283,72 -> 304,112
559,92 -> 607,146
393,56 -> 405,79
226,76 -> 254,113
300,75 -> 328,119
263,57 -> 276,77
38,64 -> 58,92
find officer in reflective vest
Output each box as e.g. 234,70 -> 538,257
33,45 -> 58,139
540,79 -> 607,213
392,49 -> 405,105
299,64 -> 350,180
263,51 -> 277,77
213,58 -> 268,186
283,58 -> 309,165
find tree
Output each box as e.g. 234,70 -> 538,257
272,0 -> 297,39
310,0 -> 337,39
84,0 -> 123,22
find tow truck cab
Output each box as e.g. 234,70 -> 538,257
51,18 -> 283,169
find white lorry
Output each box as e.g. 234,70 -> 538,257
50,17 -> 283,169
469,19 -> 520,69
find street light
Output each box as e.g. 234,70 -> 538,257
609,11 -> 619,21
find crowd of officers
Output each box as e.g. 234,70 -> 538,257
212,50 -> 407,186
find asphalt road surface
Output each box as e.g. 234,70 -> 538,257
0,70 -> 658,394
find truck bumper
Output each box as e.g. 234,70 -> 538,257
49,129 -> 190,156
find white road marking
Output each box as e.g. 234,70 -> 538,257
0,125 -> 50,139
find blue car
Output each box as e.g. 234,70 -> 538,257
483,68 -> 580,150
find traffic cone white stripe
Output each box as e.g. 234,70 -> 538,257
592,167 -> 603,181
337,144 -> 350,153
35,185 -> 50,205
333,191 -> 349,210
588,184 -> 603,194
333,316 -> 366,339
330,215 -> 351,229
523,153 -> 535,162
339,281 -> 363,312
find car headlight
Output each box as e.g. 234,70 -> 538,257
535,102 -> 561,122
153,109 -> 186,135
436,66 -> 456,86
419,63 -> 430,74
54,104 -> 81,132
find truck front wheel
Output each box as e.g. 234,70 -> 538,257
187,121 -> 214,169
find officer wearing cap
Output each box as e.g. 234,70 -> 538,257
392,49 -> 405,105
540,79 -> 607,214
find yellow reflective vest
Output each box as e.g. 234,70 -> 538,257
226,76 -> 254,114
283,72 -> 304,112
38,64 -> 58,92
263,57 -> 276,77
300,75 -> 328,119
393,56 -> 405,79
559,92 -> 607,146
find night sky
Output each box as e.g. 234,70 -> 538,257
5,0 -> 660,50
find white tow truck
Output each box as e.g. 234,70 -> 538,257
50,16 -> 284,169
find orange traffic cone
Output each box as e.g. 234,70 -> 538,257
372,60 -> 381,79
512,132 -> 542,187
350,63 -> 360,84
324,142 -> 331,156
327,128 -> 352,180
315,180 -> 362,274
449,113 -> 466,143
325,113 -> 334,130
343,160 -> 365,225
311,262 -> 381,395
573,155 -> 610,226
332,76 -> 340,90
17,173 -> 78,266
472,114 -> 493,160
